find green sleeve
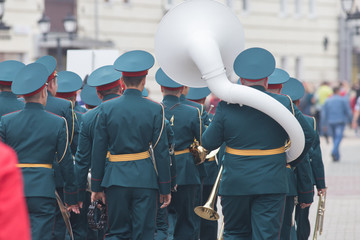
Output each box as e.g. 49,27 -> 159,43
57,119 -> 78,205
91,108 -> 108,192
202,102 -> 225,151
74,119 -> 92,202
153,106 -> 171,195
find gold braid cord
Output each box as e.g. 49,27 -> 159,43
69,101 -> 75,146
284,95 -> 295,150
58,117 -> 69,164
153,104 -> 165,149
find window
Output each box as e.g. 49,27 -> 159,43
295,57 -> 303,79
280,0 -> 288,16
281,56 -> 288,71
242,0 -> 249,13
295,0 -> 302,16
309,0 -> 317,17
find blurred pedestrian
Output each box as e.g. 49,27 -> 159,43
321,86 -> 352,161
314,81 -> 333,135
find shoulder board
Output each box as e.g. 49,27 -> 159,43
2,109 -> 22,117
283,94 -> 295,116
144,97 -> 162,105
45,111 -> 63,119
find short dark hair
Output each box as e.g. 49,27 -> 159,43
97,85 -> 121,97
122,75 -> 145,87
0,84 -> 11,91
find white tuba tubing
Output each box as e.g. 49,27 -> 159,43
188,37 -> 304,162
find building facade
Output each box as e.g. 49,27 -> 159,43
1,0 -> 341,101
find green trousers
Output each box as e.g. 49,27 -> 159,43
221,194 -> 286,240
105,186 -> 157,240
26,197 -> 56,240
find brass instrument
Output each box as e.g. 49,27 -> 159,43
194,165 -> 223,220
189,140 -> 208,165
55,191 -> 74,240
313,192 -> 326,240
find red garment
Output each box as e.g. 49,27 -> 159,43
0,142 -> 31,240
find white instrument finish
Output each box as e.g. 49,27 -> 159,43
155,0 -> 305,162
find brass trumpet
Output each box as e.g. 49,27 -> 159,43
313,192 -> 326,240
194,165 -> 223,220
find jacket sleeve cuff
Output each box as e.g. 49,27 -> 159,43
91,178 -> 104,192
64,190 -> 78,205
298,190 -> 314,204
315,179 -> 326,189
159,181 -> 171,195
78,189 -> 87,202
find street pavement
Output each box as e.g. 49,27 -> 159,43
308,127 -> 360,240
214,126 -> 360,239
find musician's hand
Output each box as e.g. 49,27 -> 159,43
78,201 -> 83,209
66,204 -> 80,214
171,184 -> 178,192
160,194 -> 171,209
300,203 -> 312,209
318,188 -> 327,196
91,191 -> 106,204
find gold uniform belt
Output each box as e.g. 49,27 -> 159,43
207,157 -> 216,162
225,146 -> 285,156
108,151 -> 150,162
17,163 -> 53,169
174,149 -> 190,156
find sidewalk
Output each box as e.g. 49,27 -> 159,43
309,127 -> 360,240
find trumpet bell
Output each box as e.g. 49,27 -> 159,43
194,206 -> 220,221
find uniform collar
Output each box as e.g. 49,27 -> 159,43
0,91 -> 17,98
24,102 -> 45,110
251,85 -> 266,92
163,95 -> 180,105
102,93 -> 120,102
123,89 -> 142,96
180,94 -> 186,101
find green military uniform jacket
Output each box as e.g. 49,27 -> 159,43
202,113 -> 219,186
180,94 -> 210,126
305,115 -> 326,189
46,92 -> 77,188
75,94 -> 120,202
162,95 -> 204,185
0,103 -> 77,205
0,91 -> 24,118
91,89 -> 171,194
202,86 -> 315,196
180,94 -> 209,180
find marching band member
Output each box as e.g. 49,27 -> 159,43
0,60 -> 25,118
0,63 -> 79,240
35,55 -> 78,240
186,87 -> 219,240
91,51 -> 171,240
75,66 -> 123,239
281,78 -> 327,240
267,70 -> 314,240
155,68 -> 204,240
201,48 -> 315,240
